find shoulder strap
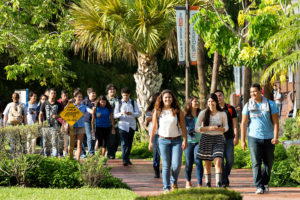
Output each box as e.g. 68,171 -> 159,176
268,100 -> 273,124
226,104 -> 233,117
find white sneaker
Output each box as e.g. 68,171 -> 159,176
264,185 -> 269,193
255,188 -> 264,194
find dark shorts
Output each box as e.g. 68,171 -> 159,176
95,127 -> 111,148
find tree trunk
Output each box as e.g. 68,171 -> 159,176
134,52 -> 163,131
243,67 -> 252,105
210,52 -> 221,93
197,37 -> 208,109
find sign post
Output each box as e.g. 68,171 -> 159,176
59,103 -> 83,159
176,2 -> 199,102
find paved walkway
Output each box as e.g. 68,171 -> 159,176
108,159 -> 300,200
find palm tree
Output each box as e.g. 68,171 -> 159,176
261,4 -> 300,84
70,0 -> 179,129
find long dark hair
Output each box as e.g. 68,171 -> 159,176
95,95 -> 112,110
154,89 -> 181,117
184,96 -> 200,117
204,93 -> 222,126
146,92 -> 160,112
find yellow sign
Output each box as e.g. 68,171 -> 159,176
60,103 -> 83,126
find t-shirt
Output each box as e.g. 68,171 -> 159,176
27,103 -> 38,125
96,107 -> 112,128
242,100 -> 278,139
40,101 -> 63,127
82,97 -> 96,123
222,104 -> 237,139
273,91 -> 283,104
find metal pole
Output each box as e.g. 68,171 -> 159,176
69,126 -> 74,159
185,0 -> 190,102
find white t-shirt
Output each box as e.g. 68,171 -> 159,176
27,103 -> 38,125
158,109 -> 181,138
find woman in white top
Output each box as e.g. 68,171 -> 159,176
149,89 -> 187,193
195,93 -> 228,187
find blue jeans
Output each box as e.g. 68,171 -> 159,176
184,142 -> 203,185
82,122 -> 95,155
152,134 -> 160,167
275,103 -> 282,117
248,136 -> 275,189
119,128 -> 135,164
158,137 -> 182,191
222,138 -> 234,184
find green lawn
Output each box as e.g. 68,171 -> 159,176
0,187 -> 138,200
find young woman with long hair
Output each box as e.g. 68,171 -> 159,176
148,89 -> 187,193
92,96 -> 115,156
183,96 -> 203,188
195,93 -> 228,187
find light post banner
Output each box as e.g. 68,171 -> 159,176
176,6 -> 186,65
234,67 -> 241,95
289,66 -> 293,83
189,6 -> 199,66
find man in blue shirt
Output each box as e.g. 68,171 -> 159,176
241,83 -> 279,194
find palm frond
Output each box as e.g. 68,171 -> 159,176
261,50 -> 300,84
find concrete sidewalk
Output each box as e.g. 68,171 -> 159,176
108,159 -> 300,200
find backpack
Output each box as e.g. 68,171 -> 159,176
247,99 -> 273,125
8,103 -> 23,125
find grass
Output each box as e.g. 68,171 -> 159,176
0,187 -> 138,200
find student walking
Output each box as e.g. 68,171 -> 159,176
106,84 -> 120,159
241,83 -> 279,194
71,90 -> 92,160
57,90 -> 69,157
114,88 -> 140,166
184,96 -> 203,188
195,93 -> 228,188
38,88 -> 63,157
145,93 -> 161,178
148,89 -> 187,193
215,90 -> 238,187
81,88 -> 97,157
3,92 -> 28,154
26,91 -> 38,154
92,96 -> 115,156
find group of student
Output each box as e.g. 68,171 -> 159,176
147,83 -> 279,194
2,84 -> 140,165
2,83 -> 279,194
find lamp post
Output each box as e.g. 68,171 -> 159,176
185,0 -> 190,103
291,0 -> 299,117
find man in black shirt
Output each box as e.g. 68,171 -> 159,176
39,88 -> 63,157
215,90 -> 238,187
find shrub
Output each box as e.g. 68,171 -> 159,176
281,118 -> 300,141
130,142 -> 153,159
233,141 -> 251,169
79,150 -> 112,187
269,144 -> 300,187
135,188 -> 242,200
287,145 -> 300,184
26,156 -> 82,188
